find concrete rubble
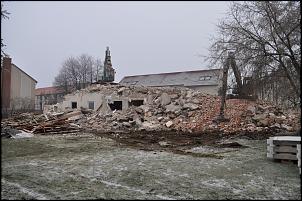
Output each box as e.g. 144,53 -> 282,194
1,84 -> 300,136
68,84 -> 301,134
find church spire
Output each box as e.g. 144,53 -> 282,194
100,46 -> 115,82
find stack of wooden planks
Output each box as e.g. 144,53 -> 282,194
267,136 -> 301,174
2,111 -> 82,135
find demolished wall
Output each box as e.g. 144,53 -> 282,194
2,83 -> 300,135
57,84 -> 150,112
60,84 -> 301,134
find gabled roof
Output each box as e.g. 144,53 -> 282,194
12,63 -> 38,83
119,68 -> 222,87
35,86 -> 65,96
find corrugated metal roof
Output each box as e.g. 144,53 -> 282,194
119,69 -> 222,87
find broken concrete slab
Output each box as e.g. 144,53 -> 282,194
281,124 -> 294,131
165,104 -> 182,113
246,105 -> 256,115
141,122 -> 161,131
157,117 -> 164,121
165,121 -> 173,128
61,110 -> 83,120
160,93 -> 171,106
139,105 -> 150,113
183,103 -> 199,110
68,114 -> 84,121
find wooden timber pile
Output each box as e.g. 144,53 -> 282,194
2,111 -> 82,135
267,136 -> 301,174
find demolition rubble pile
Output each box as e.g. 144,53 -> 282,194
2,84 -> 300,136
77,84 -> 300,134
1,111 -> 81,136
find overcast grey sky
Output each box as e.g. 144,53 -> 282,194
2,1 -> 229,88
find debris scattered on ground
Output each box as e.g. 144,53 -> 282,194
1,127 -> 34,139
1,128 -> 22,138
11,131 -> 34,139
215,142 -> 248,148
1,111 -> 82,135
76,84 -> 300,134
1,84 -> 300,136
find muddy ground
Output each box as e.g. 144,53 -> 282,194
1,131 -> 301,200
95,130 -> 276,157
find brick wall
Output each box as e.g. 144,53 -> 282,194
1,57 -> 12,110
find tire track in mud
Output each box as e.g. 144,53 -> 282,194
1,178 -> 49,200
100,180 -> 179,200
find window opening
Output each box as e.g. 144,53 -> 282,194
108,101 -> 122,111
129,99 -> 144,107
88,101 -> 94,110
71,102 -> 77,109
199,76 -> 212,81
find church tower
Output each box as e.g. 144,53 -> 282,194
99,47 -> 115,82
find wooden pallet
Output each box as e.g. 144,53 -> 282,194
273,158 -> 298,164
267,136 -> 301,174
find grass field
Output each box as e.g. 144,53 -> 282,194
1,133 -> 301,200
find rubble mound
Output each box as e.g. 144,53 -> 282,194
78,84 -> 300,134
2,84 -> 300,136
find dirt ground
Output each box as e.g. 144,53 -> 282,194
1,131 -> 301,200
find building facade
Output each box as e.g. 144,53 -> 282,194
35,86 -> 66,111
119,69 -> 223,95
1,57 -> 37,116
55,83 -> 154,113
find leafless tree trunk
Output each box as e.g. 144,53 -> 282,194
77,54 -> 94,87
95,59 -> 103,82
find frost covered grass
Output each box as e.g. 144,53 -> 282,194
1,133 -> 301,200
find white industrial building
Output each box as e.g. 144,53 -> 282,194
119,69 -> 223,95
1,57 -> 37,116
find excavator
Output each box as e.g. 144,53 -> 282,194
214,51 -> 256,123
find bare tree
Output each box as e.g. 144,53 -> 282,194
53,54 -> 101,91
77,54 -> 94,87
1,3 -> 10,58
95,58 -> 103,82
207,1 -> 300,106
53,66 -> 69,93
64,56 -> 81,90
53,56 -> 80,91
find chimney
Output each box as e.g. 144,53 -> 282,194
1,56 -> 12,109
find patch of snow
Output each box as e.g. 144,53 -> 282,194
11,131 -> 34,139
